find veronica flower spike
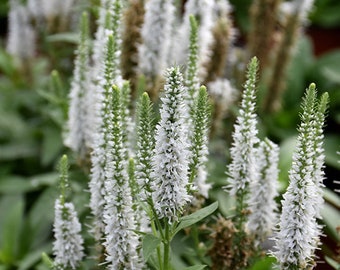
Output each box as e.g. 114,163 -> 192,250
64,12 -> 90,159
247,138 -> 279,242
136,92 -> 155,203
151,67 -> 192,222
88,33 -> 118,243
53,155 -> 84,270
184,15 -> 200,113
138,0 -> 175,78
102,85 -> 142,269
273,83 -> 329,270
311,91 -> 329,216
188,86 -> 211,198
225,56 -> 259,229
178,0 -> 215,79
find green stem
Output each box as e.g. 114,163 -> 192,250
163,221 -> 170,270
151,220 -> 163,270
235,188 -> 247,232
192,225 -> 204,260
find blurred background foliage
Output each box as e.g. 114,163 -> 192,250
0,0 -> 339,269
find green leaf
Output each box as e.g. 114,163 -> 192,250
285,37 -> 314,108
41,126 -> 63,166
0,195 -> 24,264
310,51 -> 340,88
41,252 -> 54,269
0,142 -> 38,160
0,49 -> 15,76
0,176 -> 34,193
215,189 -> 235,217
18,243 -> 52,270
321,203 -> 340,241
248,256 -> 276,270
142,234 -> 161,261
0,173 -> 59,194
324,135 -> 340,169
46,33 -> 79,44
28,187 -> 57,248
324,188 -> 340,208
183,265 -> 206,270
29,173 -> 59,188
321,66 -> 340,84
278,136 -> 297,191
173,202 -> 218,236
325,256 -> 340,270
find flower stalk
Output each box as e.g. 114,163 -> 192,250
273,83 -> 329,270
52,155 -> 84,270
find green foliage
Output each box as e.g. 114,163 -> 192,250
310,0 -> 340,27
173,202 -> 218,236
142,234 -> 162,261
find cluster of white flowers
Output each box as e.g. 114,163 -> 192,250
247,138 -> 279,241
280,0 -> 315,24
7,0 -> 36,60
151,67 -> 192,221
89,84 -> 142,268
89,31 -> 125,243
92,0 -> 112,75
310,92 -> 328,217
208,78 -> 238,114
86,1 -> 125,243
101,86 -> 142,269
138,0 -> 176,78
184,15 -> 200,113
64,13 -> 90,158
7,0 -> 78,54
273,84 -> 328,269
188,87 -> 211,198
173,0 -> 215,79
226,58 -> 259,197
53,198 -> 84,270
86,0 -> 124,150
135,93 -> 155,202
27,0 -> 76,24
48,0 -> 332,269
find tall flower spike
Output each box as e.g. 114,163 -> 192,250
103,85 -> 142,269
121,81 -> 134,157
53,155 -> 84,270
92,0 -> 114,71
151,67 -> 191,222
128,157 -> 150,233
225,57 -> 259,228
311,91 -> 329,217
7,0 -> 36,60
138,0 -> 175,79
273,83 -> 329,270
64,12 -> 90,159
173,0 -> 215,80
108,0 -> 123,83
136,92 -> 156,203
86,0 -> 123,149
184,15 -> 200,113
88,33 -> 122,242
188,86 -> 211,198
247,138 -> 279,242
